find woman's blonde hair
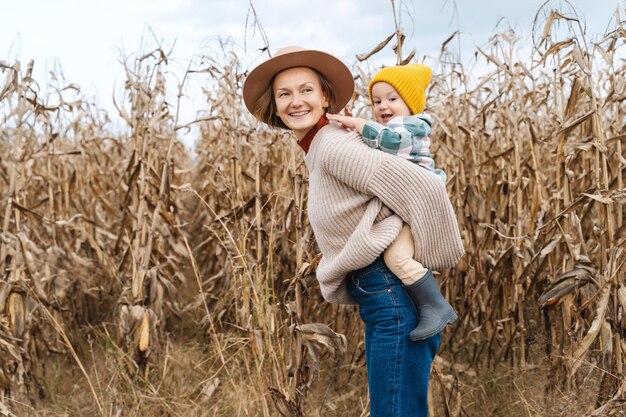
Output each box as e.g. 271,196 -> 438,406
253,67 -> 338,130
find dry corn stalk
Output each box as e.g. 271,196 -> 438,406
112,47 -> 191,374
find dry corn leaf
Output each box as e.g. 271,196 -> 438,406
296,323 -> 347,356
296,323 -> 347,384
538,38 -> 575,64
538,266 -> 595,308
583,192 -> 614,205
356,33 -> 395,61
440,31 -> 460,54
570,283 -> 611,377
557,110 -> 595,136
572,44 -> 590,74
400,50 -> 416,66
600,320 -> 613,357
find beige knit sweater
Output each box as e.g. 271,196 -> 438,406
304,123 -> 464,305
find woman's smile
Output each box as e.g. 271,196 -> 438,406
289,110 -> 311,117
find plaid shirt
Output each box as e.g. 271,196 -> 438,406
361,113 -> 446,182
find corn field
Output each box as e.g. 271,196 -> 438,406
1,4 -> 626,417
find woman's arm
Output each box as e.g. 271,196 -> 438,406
321,130 -> 463,268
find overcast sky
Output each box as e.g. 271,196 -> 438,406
1,0 -> 623,144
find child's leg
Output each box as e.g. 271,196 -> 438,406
383,224 -> 428,285
384,223 -> 458,341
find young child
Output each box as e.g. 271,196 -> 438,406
327,63 -> 457,341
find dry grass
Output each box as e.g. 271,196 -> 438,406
1,2 -> 626,416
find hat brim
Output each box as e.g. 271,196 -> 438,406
243,49 -> 354,117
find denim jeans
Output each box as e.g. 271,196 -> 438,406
347,256 -> 441,417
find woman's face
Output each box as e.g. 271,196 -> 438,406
273,67 -> 329,139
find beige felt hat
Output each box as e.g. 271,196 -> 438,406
243,45 -> 354,118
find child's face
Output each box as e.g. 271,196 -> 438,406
371,82 -> 412,125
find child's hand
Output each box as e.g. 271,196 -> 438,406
326,113 -> 355,128
326,113 -> 366,134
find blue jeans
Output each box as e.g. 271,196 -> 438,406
347,256 -> 441,417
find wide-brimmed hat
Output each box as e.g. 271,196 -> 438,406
243,45 -> 354,118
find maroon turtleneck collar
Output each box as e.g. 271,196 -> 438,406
297,115 -> 329,154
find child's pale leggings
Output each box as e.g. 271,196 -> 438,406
383,223 -> 428,286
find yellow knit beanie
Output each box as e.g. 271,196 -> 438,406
368,64 -> 432,114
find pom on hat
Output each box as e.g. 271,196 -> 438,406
368,64 -> 432,114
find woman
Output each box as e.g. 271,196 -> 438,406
243,45 -> 464,417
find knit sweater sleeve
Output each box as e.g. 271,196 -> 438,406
321,128 -> 464,269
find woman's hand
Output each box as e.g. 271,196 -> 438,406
326,113 -> 366,135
